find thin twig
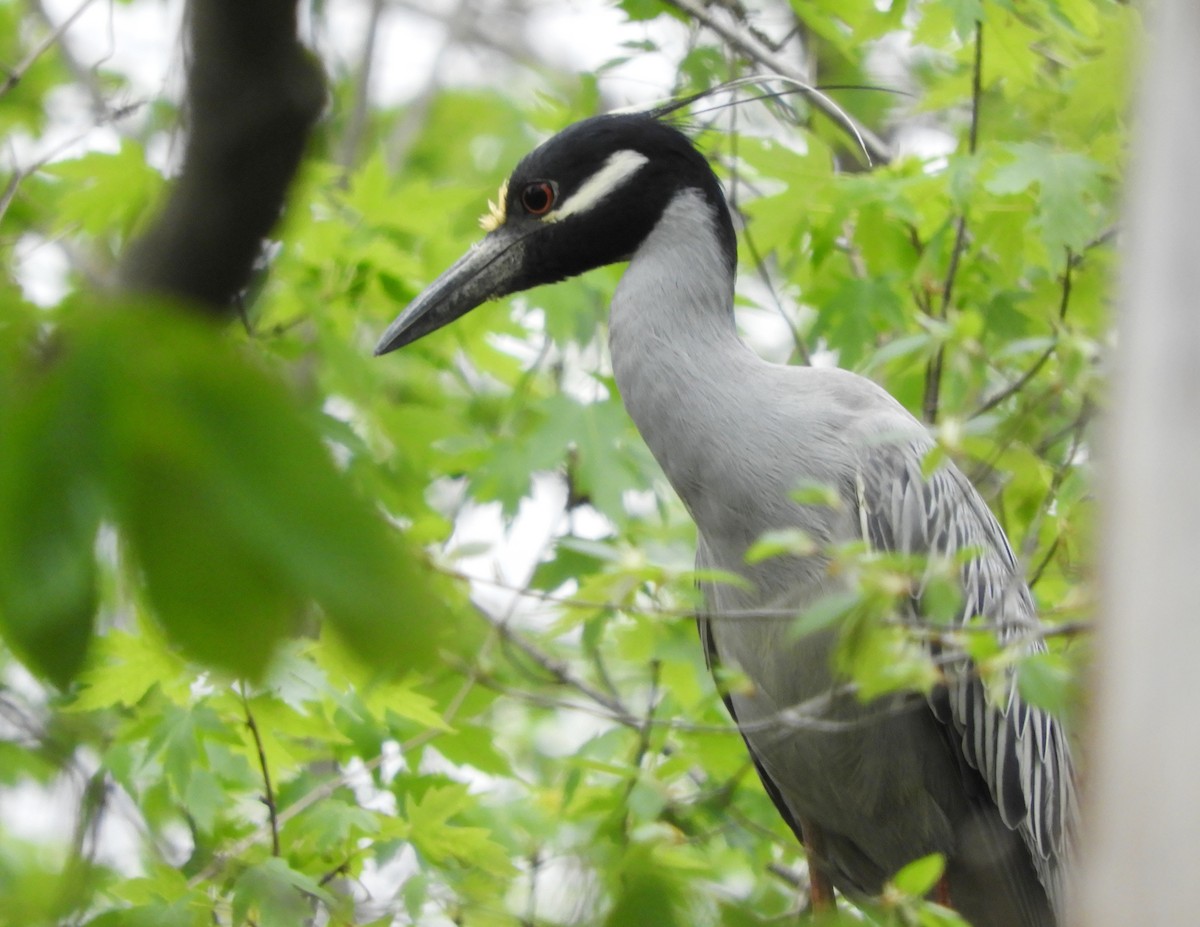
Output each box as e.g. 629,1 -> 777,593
317,858 -> 352,887
524,849 -> 541,927
474,602 -> 636,724
767,862 -> 805,888
1035,396 -> 1095,458
440,562 -> 1092,639
1027,535 -> 1061,589
622,659 -> 662,828
465,618 -> 1084,743
191,634 -> 492,887
0,128 -> 98,224
58,768 -> 109,925
971,249 -> 1075,419
27,0 -> 115,119
1,0 -> 99,97
337,0 -> 385,171
586,642 -> 625,704
922,20 -> 983,425
972,344 -> 1056,420
1017,396 -> 1092,567
743,219 -> 814,365
241,686 -> 281,857
661,0 -> 891,165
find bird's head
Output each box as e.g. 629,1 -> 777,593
374,112 -> 735,355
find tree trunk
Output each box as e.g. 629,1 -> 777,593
1076,0 -> 1200,923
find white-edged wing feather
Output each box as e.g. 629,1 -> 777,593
854,441 -> 1078,914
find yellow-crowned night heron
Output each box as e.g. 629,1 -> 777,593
375,110 -> 1077,926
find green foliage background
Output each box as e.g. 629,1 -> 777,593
0,0 -> 1126,924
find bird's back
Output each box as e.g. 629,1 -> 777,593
691,364 -> 1069,926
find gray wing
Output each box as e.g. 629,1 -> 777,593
854,440 -> 1078,913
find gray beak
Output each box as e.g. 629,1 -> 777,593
374,225 -> 530,356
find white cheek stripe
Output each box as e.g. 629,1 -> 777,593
549,149 -> 649,222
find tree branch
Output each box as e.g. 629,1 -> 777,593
119,0 -> 325,313
661,0 -> 891,165
922,20 -> 983,425
0,0 -> 99,97
241,686 -> 280,857
971,248 -> 1075,419
25,0 -> 113,120
191,632 -> 491,888
337,0 -> 385,171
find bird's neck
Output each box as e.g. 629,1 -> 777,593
610,188 -> 739,353
608,189 -> 759,524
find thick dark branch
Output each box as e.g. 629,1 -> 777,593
120,0 -> 325,313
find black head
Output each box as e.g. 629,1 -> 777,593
374,113 -> 735,354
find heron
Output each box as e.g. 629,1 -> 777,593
375,106 -> 1077,926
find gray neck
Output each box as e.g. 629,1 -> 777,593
608,189 -> 760,528
609,189 -> 739,360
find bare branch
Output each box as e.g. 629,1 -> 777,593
26,0 -> 113,119
337,0 -> 385,171
922,20 -> 983,425
661,0 -> 891,165
472,601 -> 636,725
241,686 -> 280,857
972,249 -> 1076,419
0,0 -> 100,98
1,129 -> 99,225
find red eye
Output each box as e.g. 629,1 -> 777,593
521,181 -> 556,216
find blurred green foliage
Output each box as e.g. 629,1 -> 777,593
0,0 -> 1123,924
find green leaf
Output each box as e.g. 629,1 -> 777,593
985,143 -> 1107,263
918,903 -> 973,927
68,628 -> 189,711
790,480 -> 845,510
45,139 -> 165,240
891,852 -> 945,897
745,528 -> 818,563
604,847 -> 687,927
618,0 -> 673,22
544,394 -> 638,523
22,298 -> 454,681
946,0 -> 984,42
287,798 -> 380,849
233,858 -> 334,927
85,901 -> 202,927
813,276 -> 906,368
531,537 -> 609,590
0,339 -> 101,686
1016,650 -> 1072,716
403,785 -> 517,876
793,590 -> 862,638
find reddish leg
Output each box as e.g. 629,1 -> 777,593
799,816 -> 836,914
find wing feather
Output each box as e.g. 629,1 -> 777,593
854,441 -> 1078,912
